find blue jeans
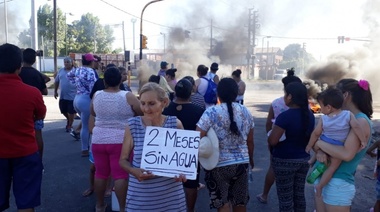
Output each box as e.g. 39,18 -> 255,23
74,94 -> 91,151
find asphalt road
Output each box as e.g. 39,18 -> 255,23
5,80 -> 379,212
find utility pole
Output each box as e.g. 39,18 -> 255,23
247,8 -> 259,80
31,0 -> 39,70
53,0 -> 57,73
131,18 -> 137,50
122,21 -> 127,69
266,40 -> 269,80
4,0 -> 8,43
210,19 -> 213,54
160,32 -> 166,53
94,24 -> 97,53
302,42 -> 306,76
247,8 -> 252,80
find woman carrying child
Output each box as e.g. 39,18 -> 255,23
313,79 -> 373,212
305,88 -> 366,197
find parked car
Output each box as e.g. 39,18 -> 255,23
273,69 -> 286,80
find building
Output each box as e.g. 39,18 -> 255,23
255,47 -> 283,80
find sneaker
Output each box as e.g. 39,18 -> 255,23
70,129 -> 80,141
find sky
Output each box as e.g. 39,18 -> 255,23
0,0 -> 372,61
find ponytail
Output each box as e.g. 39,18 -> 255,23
226,101 -> 240,136
218,78 -> 240,136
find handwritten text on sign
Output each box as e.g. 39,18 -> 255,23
140,126 -> 200,180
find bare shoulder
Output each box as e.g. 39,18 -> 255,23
176,118 -> 184,130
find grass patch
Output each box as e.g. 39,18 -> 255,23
43,72 -> 55,77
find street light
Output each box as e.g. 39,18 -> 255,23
140,0 -> 164,60
160,32 -> 166,54
64,12 -> 74,56
131,18 -> 137,50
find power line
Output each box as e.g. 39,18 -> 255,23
212,25 -> 233,32
98,0 -> 173,29
0,0 -> 15,4
99,0 -> 211,32
258,35 -> 369,41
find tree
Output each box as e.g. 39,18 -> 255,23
68,13 -> 115,54
18,4 -> 66,56
18,6 -> 115,56
279,43 -> 316,74
37,4 -> 66,57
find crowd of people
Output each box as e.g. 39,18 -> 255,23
0,42 -> 377,212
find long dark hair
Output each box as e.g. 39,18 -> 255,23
285,82 -> 310,137
217,78 -> 240,136
337,78 -> 373,119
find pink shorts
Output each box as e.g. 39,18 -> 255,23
92,143 -> 129,180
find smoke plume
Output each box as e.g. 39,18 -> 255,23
305,0 -> 380,102
0,2 -> 30,45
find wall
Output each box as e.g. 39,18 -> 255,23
37,57 -> 65,72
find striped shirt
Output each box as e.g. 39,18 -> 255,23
126,116 -> 186,212
190,92 -> 206,110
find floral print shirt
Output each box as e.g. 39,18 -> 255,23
67,66 -> 97,95
272,96 -> 288,122
197,102 -> 254,167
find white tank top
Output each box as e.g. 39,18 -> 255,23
197,77 -> 208,96
92,90 -> 134,144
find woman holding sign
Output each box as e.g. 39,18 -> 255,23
119,82 -> 187,212
196,78 -> 255,211
163,78 -> 205,212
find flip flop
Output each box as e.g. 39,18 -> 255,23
256,194 -> 268,204
82,188 -> 94,197
197,183 -> 205,191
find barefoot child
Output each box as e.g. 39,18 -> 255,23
305,88 -> 366,197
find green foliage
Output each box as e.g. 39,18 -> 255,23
279,43 -> 317,74
112,47 -> 123,54
68,13 -> 115,54
17,5 -> 115,56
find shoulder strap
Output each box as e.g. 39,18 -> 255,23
201,77 -> 210,81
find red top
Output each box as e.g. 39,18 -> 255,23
0,74 -> 46,158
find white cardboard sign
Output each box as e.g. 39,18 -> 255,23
140,126 -> 200,180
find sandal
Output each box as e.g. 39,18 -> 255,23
95,203 -> 107,212
256,194 -> 268,204
82,188 -> 94,197
81,150 -> 89,157
197,183 -> 205,191
104,189 -> 112,198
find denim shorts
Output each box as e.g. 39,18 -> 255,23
315,178 -> 355,206
34,119 -> 44,130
